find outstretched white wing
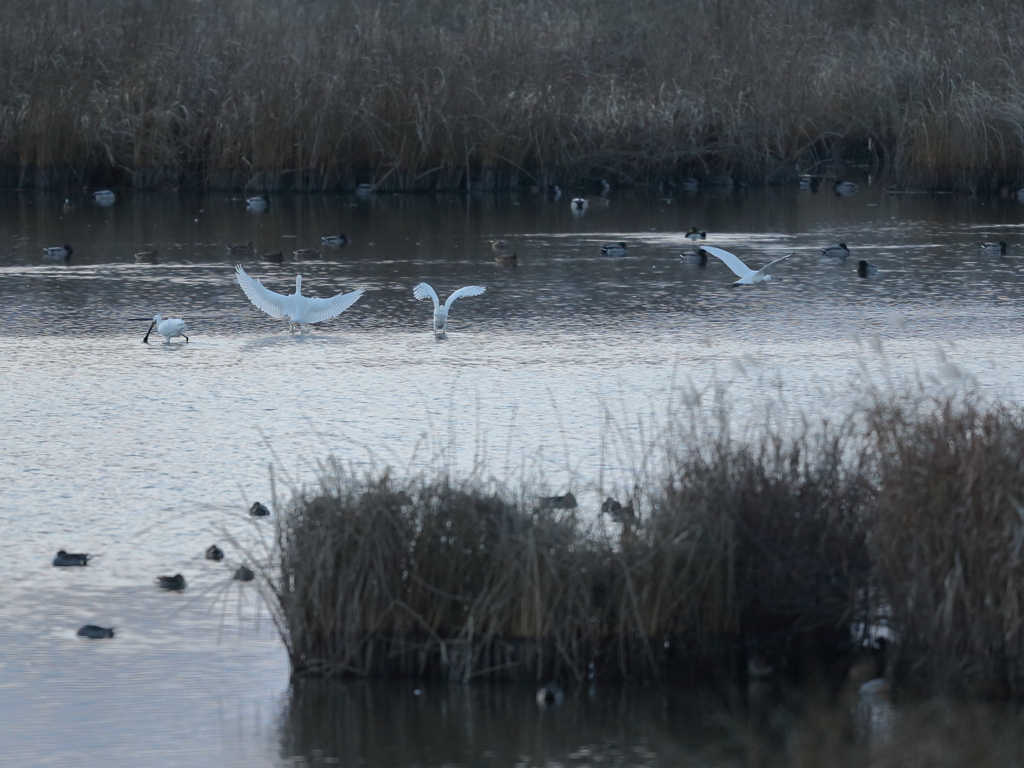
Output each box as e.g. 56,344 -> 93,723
754,252 -> 794,279
413,282 -> 440,309
303,288 -> 366,324
701,246 -> 755,279
235,265 -> 288,318
444,285 -> 486,309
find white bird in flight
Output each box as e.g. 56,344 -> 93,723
412,283 -> 486,335
144,315 -> 188,344
234,265 -> 364,333
701,246 -> 794,286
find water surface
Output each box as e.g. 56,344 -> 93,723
2,182 -> 1024,765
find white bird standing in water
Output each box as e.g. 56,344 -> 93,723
144,315 -> 189,344
412,283 -> 486,336
234,265 -> 365,333
702,246 -> 794,286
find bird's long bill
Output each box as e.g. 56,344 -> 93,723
142,321 -> 155,343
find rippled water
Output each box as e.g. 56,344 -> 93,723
3,182 -> 1024,765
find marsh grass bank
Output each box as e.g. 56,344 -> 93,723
256,396 -> 1024,697
5,0 -> 1024,192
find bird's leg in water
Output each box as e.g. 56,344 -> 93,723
183,335 -> 189,343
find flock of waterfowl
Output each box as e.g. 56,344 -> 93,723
55,500 -> 276,640
40,177 -> 1023,342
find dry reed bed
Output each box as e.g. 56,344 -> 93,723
257,396 -> 1024,695
4,0 -> 1024,190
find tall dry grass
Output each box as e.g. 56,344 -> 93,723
4,0 -> 1024,190
867,397 -> 1024,697
264,415 -> 874,685
255,394 -> 1024,697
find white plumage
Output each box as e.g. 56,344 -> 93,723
234,265 -> 364,333
144,315 -> 188,344
412,283 -> 486,335
702,246 -> 793,286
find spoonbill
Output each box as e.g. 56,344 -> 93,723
834,180 -> 858,195
982,241 -> 1008,255
821,243 -> 849,258
143,315 -> 188,344
321,234 -> 349,247
601,242 -> 628,257
702,245 -> 794,286
858,260 -> 879,277
43,244 -> 73,260
234,265 -> 365,333
412,283 -> 486,336
685,227 -> 707,241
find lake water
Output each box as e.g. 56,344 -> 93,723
2,181 -> 1024,765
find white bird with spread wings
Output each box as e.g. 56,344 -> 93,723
412,283 -> 486,336
234,265 -> 365,333
701,246 -> 794,286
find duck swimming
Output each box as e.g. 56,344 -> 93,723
156,574 -> 187,590
227,241 -> 256,257
981,241 -> 1008,255
681,248 -> 709,265
77,625 -> 115,639
601,242 -> 628,257
833,180 -> 858,195
858,260 -> 879,277
821,243 -> 850,258
495,252 -> 518,267
536,682 -> 565,708
538,493 -> 577,509
321,234 -> 349,247
234,565 -> 255,582
685,227 -> 707,241
205,544 -> 225,561
133,249 -> 159,264
53,550 -> 91,566
570,197 -> 587,212
43,244 -> 73,261
250,502 -> 271,517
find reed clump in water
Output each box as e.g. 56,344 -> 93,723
4,0 -> 1024,190
636,420 -> 874,683
272,469 -> 604,681
867,397 -> 1024,697
267,415 -> 875,684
